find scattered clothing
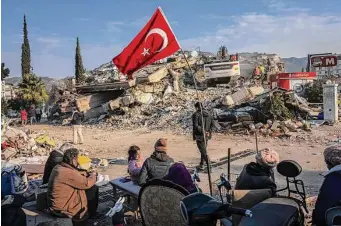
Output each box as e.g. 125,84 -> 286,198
138,139 -> 174,185
164,162 -> 197,193
235,162 -> 277,194
313,165 -> 341,226
47,162 -> 96,219
1,195 -> 27,226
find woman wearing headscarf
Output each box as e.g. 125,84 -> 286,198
164,162 -> 198,194
235,148 -> 280,195
313,145 -> 341,226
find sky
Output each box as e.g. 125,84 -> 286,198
2,0 -> 341,78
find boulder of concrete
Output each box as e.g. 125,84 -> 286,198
231,87 -> 252,105
134,90 -> 154,105
109,99 -> 121,110
248,86 -> 265,97
84,106 -> 106,120
121,95 -> 135,106
138,84 -> 155,93
146,67 -> 168,83
222,95 -> 234,106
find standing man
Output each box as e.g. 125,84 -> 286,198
71,108 -> 84,145
28,105 -> 36,125
192,102 -> 213,169
35,107 -> 42,123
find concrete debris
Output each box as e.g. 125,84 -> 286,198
47,51 -> 322,137
1,126 -> 55,161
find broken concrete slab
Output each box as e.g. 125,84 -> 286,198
84,106 -> 107,120
146,67 -> 168,83
134,91 -> 154,105
76,92 -> 124,112
248,86 -> 265,97
121,95 -> 135,106
108,99 -> 121,110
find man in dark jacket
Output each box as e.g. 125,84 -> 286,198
138,138 -> 174,185
192,102 -> 213,169
235,148 -> 279,195
42,142 -> 73,184
313,145 -> 341,226
28,106 -> 36,125
71,109 -> 85,144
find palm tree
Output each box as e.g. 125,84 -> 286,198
18,73 -> 48,105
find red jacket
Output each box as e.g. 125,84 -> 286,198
20,110 -> 28,120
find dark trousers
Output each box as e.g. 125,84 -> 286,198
85,185 -> 99,218
196,140 -> 208,166
36,114 -> 41,122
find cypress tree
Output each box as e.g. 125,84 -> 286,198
21,15 -> 31,77
75,37 -> 85,83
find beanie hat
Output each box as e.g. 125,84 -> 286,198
324,145 -> 341,168
256,148 -> 280,168
154,138 -> 168,152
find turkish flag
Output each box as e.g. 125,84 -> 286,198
113,7 -> 181,79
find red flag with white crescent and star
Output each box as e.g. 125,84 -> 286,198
112,7 -> 181,79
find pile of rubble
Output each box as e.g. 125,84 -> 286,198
49,51 -> 321,136
1,125 -> 56,161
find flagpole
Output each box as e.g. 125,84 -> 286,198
180,49 -> 213,196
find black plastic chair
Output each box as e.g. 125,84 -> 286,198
276,160 -> 308,213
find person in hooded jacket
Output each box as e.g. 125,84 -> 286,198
192,102 -> 213,169
312,145 -> 341,226
235,148 -> 279,195
138,138 -> 174,185
42,142 -> 74,184
164,162 -> 198,194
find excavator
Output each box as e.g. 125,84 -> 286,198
203,46 -> 241,87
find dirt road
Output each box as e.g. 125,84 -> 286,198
23,123 -> 338,196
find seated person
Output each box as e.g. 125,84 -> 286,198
42,142 -> 73,184
127,145 -> 144,183
47,148 -> 97,225
138,138 -> 174,185
164,162 -> 198,193
235,148 -> 279,194
313,145 -> 341,226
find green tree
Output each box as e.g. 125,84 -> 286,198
75,37 -> 85,83
1,63 -> 10,80
18,73 -> 48,105
21,15 -> 31,77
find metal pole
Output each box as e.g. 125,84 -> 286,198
180,49 -> 213,196
255,131 -> 259,154
227,148 -> 231,182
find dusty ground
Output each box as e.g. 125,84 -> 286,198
23,123 -> 341,197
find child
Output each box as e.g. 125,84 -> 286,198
127,145 -> 144,183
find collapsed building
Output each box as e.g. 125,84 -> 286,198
48,50 -> 321,136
